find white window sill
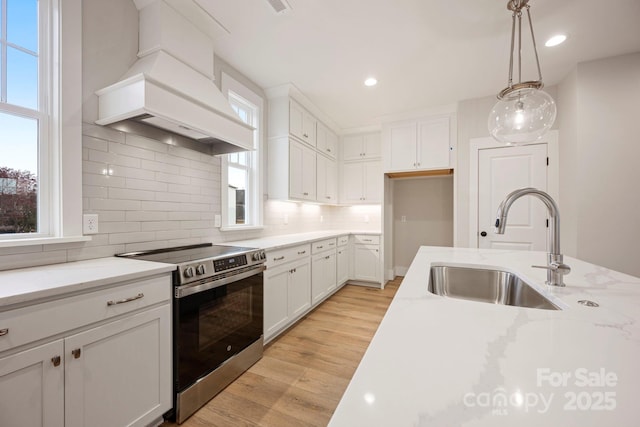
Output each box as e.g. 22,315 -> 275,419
0,235 -> 92,248
219,225 -> 264,232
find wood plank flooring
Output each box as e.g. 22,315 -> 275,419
165,278 -> 401,427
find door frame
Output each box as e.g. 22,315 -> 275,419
468,130 -> 559,248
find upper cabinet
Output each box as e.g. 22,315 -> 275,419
382,115 -> 453,173
342,133 -> 382,161
289,100 -> 317,147
316,122 -> 338,159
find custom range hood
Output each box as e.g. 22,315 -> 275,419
95,0 -> 253,155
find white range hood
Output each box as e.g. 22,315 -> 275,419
95,0 -> 253,155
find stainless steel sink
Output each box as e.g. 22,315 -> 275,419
428,265 -> 560,310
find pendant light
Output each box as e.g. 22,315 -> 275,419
488,0 -> 556,144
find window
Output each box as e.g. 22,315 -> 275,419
0,0 -> 45,235
0,0 -> 83,244
221,73 -> 263,229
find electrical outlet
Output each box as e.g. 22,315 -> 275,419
83,214 -> 99,234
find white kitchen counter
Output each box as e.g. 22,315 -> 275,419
223,230 -> 380,251
0,257 -> 175,309
329,247 -> 640,426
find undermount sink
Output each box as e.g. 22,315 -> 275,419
428,265 -> 560,310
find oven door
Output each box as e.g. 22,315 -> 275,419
174,265 -> 264,391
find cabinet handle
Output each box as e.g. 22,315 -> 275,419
297,250 -> 306,255
107,293 -> 144,306
51,356 -> 61,367
290,268 -> 297,274
303,192 -> 309,196
363,239 -> 372,242
303,133 -> 308,138
326,196 -> 331,199
325,255 -> 330,260
375,249 -> 379,252
327,148 -> 331,152
72,349 -> 81,359
0,328 -> 8,337
274,256 -> 285,261
317,245 -> 323,249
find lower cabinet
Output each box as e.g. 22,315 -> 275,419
352,235 -> 381,283
311,250 -> 337,305
0,275 -> 172,427
336,245 -> 349,287
264,258 -> 311,343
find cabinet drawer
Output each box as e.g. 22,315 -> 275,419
337,235 -> 349,246
353,235 -> 380,245
0,275 -> 171,354
312,238 -> 337,254
266,244 -> 310,269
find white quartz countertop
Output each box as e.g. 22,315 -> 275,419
223,230 -> 380,251
0,257 -> 175,309
329,247 -> 640,427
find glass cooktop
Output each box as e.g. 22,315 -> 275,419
115,243 -> 257,265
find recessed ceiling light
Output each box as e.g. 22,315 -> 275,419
364,77 -> 378,87
545,34 -> 567,47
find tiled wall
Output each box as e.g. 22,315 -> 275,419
0,124 -> 380,271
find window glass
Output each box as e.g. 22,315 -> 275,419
0,112 -> 39,233
7,0 -> 38,52
7,47 -> 38,109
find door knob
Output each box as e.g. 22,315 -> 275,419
480,231 -> 487,237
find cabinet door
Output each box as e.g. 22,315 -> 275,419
302,111 -> 317,147
264,267 -> 290,341
388,122 -> 417,171
363,133 -> 382,158
417,117 -> 450,169
336,247 -> 349,286
0,340 -> 64,427
288,260 -> 311,319
65,305 -> 171,427
363,161 -> 382,203
289,100 -> 305,141
317,154 -> 328,203
311,255 -> 326,305
342,162 -> 364,203
325,128 -> 338,159
342,135 -> 364,161
289,141 -> 316,200
325,157 -> 338,203
325,252 -> 337,294
353,245 -> 380,282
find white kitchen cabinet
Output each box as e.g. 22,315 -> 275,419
264,250 -> 311,343
311,247 -> 337,305
383,116 -> 451,172
269,138 -> 317,202
352,235 -> 381,283
336,241 -> 349,287
289,100 -> 317,147
0,274 -> 172,427
0,340 -> 64,427
316,122 -> 338,159
342,160 -> 382,204
342,132 -> 381,161
317,154 -> 338,204
65,305 -> 171,427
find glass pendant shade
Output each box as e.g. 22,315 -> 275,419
488,87 -> 556,144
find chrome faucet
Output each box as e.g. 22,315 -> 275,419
494,188 -> 570,287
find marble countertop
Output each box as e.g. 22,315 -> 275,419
0,257 -> 175,310
223,229 -> 380,251
329,247 -> 640,427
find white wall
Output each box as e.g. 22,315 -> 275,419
559,52 -> 640,276
392,177 -> 453,274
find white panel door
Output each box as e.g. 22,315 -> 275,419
264,267 -> 289,340
342,163 -> 364,203
417,117 -> 450,169
65,305 -> 171,427
363,161 -> 382,203
288,260 -> 311,319
0,340 -> 64,427
478,144 -> 548,250
388,123 -> 417,171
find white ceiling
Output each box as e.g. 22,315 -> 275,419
199,0 -> 640,130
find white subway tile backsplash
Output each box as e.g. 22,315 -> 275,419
109,140 -> 156,161
141,159 -> 180,174
83,123 -> 125,144
126,211 -> 169,222
88,149 -> 142,169
98,221 -> 141,234
84,136 -> 109,152
108,187 -> 156,201
109,231 -> 156,245
140,221 -> 181,232
125,134 -> 168,153
82,173 -> 126,188
155,172 -> 191,185
91,198 -> 142,211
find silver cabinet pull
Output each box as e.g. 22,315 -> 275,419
51,356 -> 61,367
0,328 -> 8,337
72,349 -> 81,359
297,250 -> 306,255
273,256 -> 285,261
325,255 -> 330,260
363,239 -> 372,242
107,293 -> 144,306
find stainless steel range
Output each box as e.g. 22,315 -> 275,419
116,243 -> 266,424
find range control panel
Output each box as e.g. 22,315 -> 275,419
213,255 -> 247,272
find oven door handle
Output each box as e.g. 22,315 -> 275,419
175,264 -> 266,299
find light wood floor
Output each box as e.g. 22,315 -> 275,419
166,278 -> 401,427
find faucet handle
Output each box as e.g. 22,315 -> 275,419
532,262 -> 571,274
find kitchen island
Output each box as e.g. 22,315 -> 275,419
329,246 -> 640,426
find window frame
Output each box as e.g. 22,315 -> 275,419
220,72 -> 264,231
0,0 -> 85,247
